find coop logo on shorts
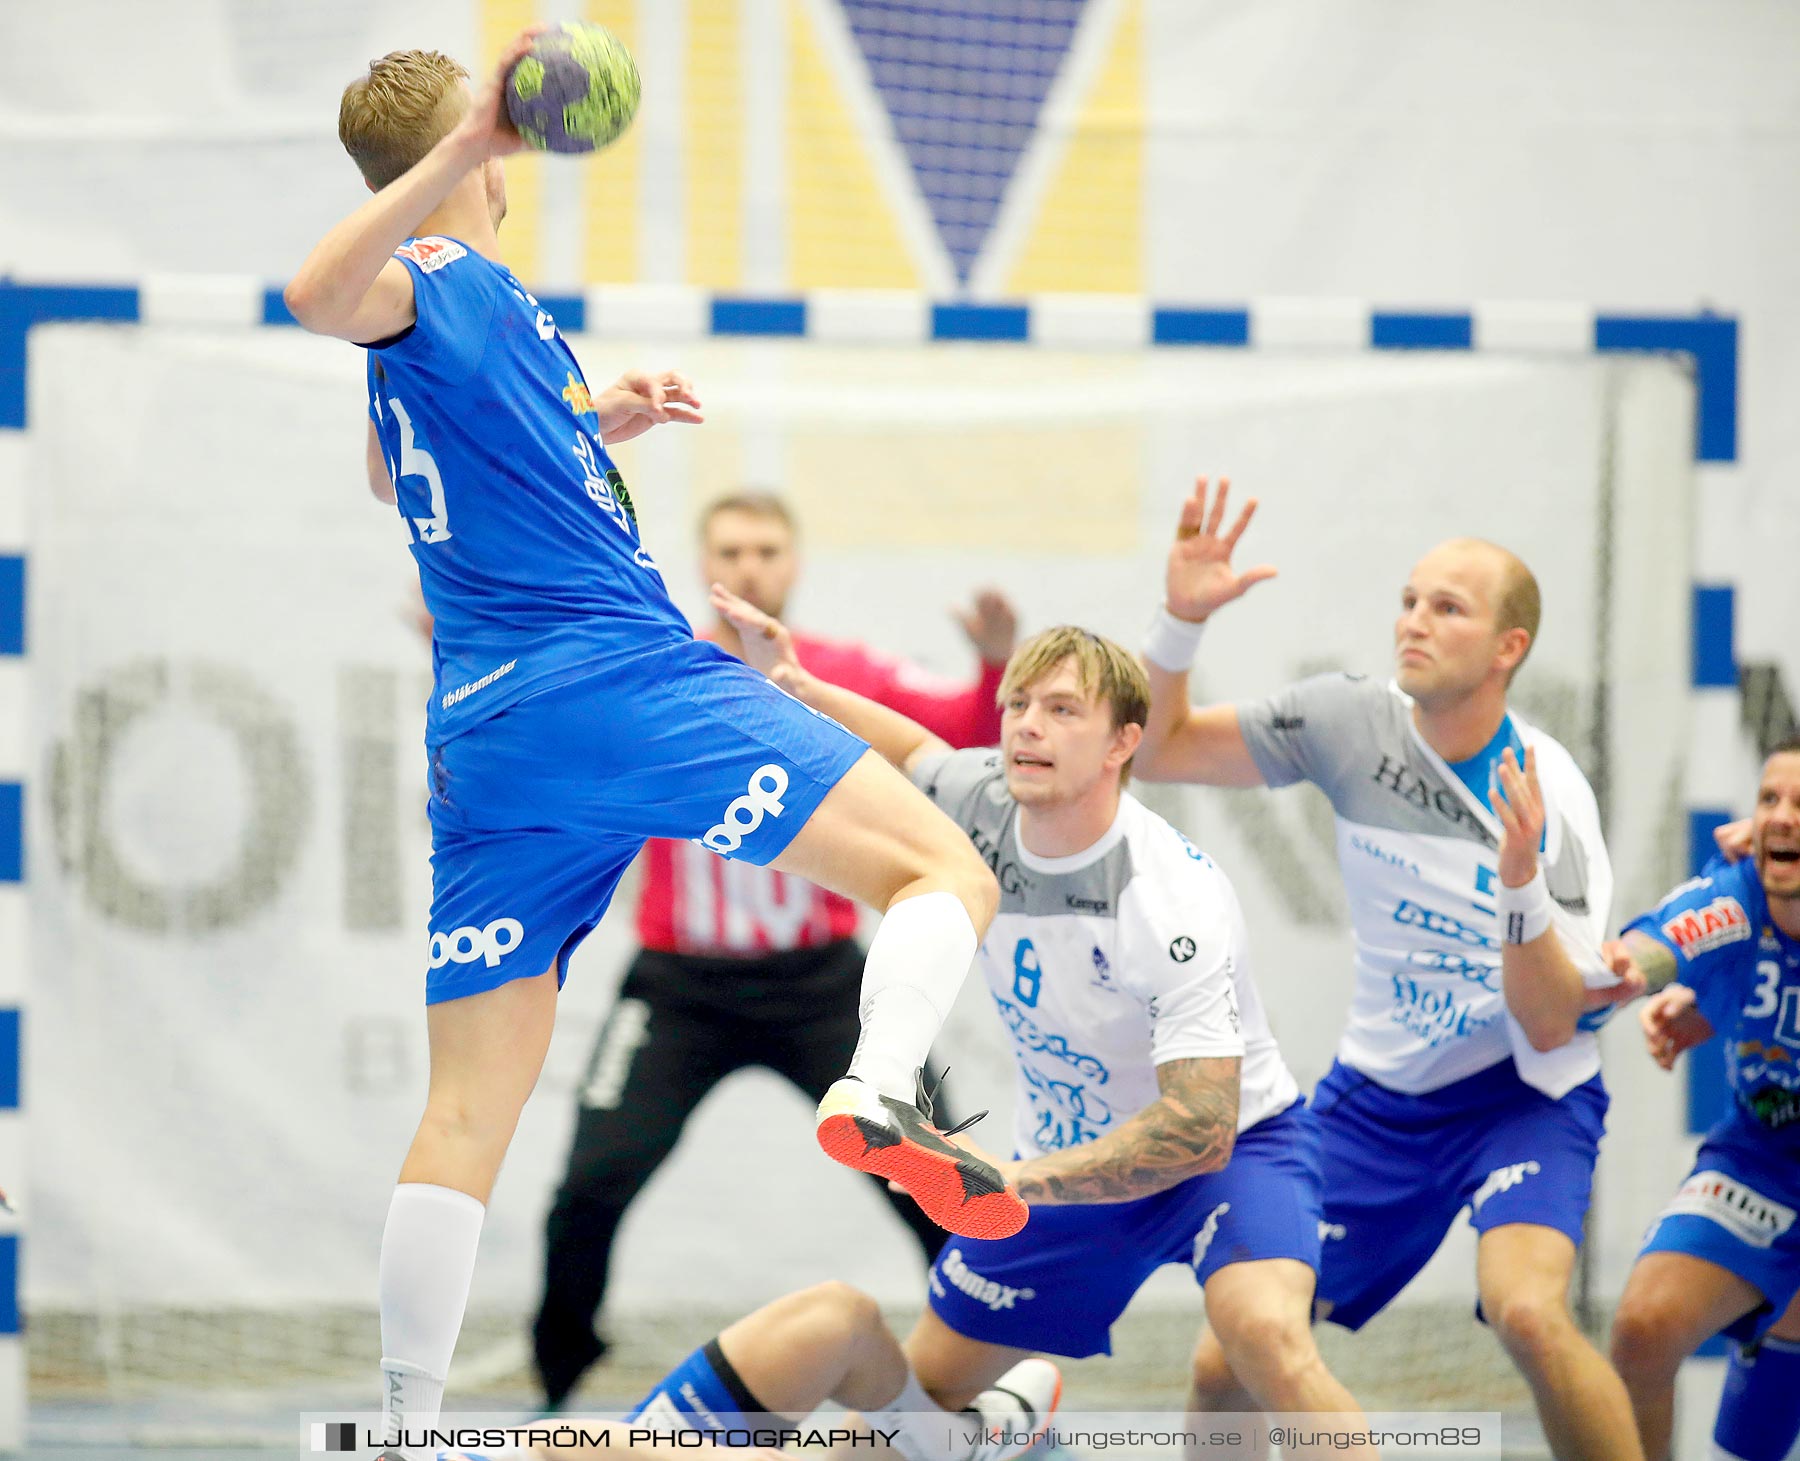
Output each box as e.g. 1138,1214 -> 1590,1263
1664,1169 -> 1796,1248
697,764 -> 790,855
939,1248 -> 1034,1311
1661,896 -> 1751,958
428,917 -> 525,970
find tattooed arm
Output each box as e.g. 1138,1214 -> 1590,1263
1617,931 -> 1680,994
1007,1057 -> 1240,1206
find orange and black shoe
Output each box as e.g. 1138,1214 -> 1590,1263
815,1071 -> 1027,1240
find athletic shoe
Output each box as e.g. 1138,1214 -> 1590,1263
532,1319 -> 609,1411
815,1071 -> 1027,1240
965,1357 -> 1063,1460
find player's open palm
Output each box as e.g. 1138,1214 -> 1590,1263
711,583 -> 802,686
1491,746 -> 1545,889
1165,476 -> 1277,624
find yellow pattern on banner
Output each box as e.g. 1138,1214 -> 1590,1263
482,0 -> 544,283
687,0 -> 744,287
786,0 -> 920,290
583,0 -> 641,283
1006,0 -> 1144,295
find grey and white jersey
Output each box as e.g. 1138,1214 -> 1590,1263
1237,673 -> 1615,1097
913,749 -> 1299,1162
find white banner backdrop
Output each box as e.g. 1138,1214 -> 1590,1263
28,324 -> 1693,1325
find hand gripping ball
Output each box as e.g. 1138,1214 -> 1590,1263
505,21 -> 641,154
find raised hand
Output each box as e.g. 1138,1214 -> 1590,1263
597,369 -> 704,445
1164,476 -> 1278,624
953,588 -> 1019,666
710,582 -> 801,686
451,26 -> 549,161
1713,817 -> 1754,864
1491,746 -> 1545,890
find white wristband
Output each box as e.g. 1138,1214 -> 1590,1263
1144,605 -> 1206,672
1498,868 -> 1554,945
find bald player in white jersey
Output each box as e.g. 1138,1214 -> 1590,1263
1135,478 -> 1645,1461
715,589 -> 1374,1461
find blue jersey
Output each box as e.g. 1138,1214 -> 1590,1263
366,235 -> 692,743
1627,856 -> 1800,1151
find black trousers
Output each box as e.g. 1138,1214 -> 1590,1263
532,939 -> 954,1403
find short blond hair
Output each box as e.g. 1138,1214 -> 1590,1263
999,627 -> 1150,781
339,50 -> 469,188
1494,552 -> 1541,680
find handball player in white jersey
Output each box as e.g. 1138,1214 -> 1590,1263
1136,479 -> 1644,1461
716,594 -> 1374,1461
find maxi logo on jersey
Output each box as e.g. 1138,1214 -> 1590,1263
1661,895 -> 1752,958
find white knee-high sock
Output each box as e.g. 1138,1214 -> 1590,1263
865,1362 -> 967,1461
849,890 -> 979,1102
379,1183 -> 485,1455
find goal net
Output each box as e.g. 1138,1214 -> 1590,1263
25,320 -> 1695,1435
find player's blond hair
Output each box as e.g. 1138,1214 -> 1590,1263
999,627 -> 1150,782
339,50 -> 470,189
1494,551 -> 1541,682
1444,538 -> 1541,683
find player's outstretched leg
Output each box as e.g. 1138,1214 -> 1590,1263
770,750 -> 1023,1240
1477,1225 -> 1644,1461
381,966 -> 560,1458
1609,1251 -> 1768,1461
440,1280 -> 1060,1460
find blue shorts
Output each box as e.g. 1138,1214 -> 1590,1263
625,1337 -> 776,1438
1311,1058 -> 1608,1331
425,640 -> 867,1003
926,1100 -> 1323,1358
1639,1120 -> 1800,1345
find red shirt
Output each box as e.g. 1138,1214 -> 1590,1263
636,630 -> 1004,955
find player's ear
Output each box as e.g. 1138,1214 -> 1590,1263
1110,719 -> 1144,770
1496,626 -> 1530,677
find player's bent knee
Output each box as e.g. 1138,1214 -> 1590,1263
795,1280 -> 882,1343
1216,1307 -> 1319,1389
1487,1291 -> 1573,1369
1609,1292 -> 1688,1378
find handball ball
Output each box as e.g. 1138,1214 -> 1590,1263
505,21 -> 640,154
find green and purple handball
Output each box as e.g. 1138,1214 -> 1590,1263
505,21 -> 640,154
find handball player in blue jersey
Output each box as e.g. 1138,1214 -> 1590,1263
284,35 -> 1018,1456
1606,738 -> 1800,1461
